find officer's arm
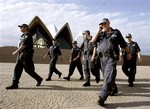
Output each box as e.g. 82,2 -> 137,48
119,52 -> 124,63
137,52 -> 142,63
44,51 -> 49,59
69,49 -> 73,63
73,52 -> 80,61
92,25 -> 103,43
91,47 -> 97,62
69,54 -> 72,63
12,45 -> 26,55
124,46 -> 131,60
135,43 -> 142,62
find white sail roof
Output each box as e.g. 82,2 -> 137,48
74,31 -> 84,48
48,24 -> 58,38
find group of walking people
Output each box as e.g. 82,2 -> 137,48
6,18 -> 141,106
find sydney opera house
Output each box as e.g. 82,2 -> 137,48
0,16 -> 85,64
28,16 -> 83,49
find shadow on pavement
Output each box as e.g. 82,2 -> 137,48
117,82 -> 150,97
116,78 -> 150,82
104,101 -> 150,109
18,85 -> 101,91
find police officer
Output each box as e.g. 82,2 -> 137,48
120,34 -> 141,87
63,41 -> 84,81
44,39 -> 62,81
82,30 -> 100,87
6,24 -> 43,89
92,18 -> 131,106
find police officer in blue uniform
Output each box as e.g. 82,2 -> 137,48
6,24 -> 43,89
92,18 -> 131,106
82,30 -> 100,86
44,39 -> 62,81
63,41 -> 84,81
120,34 -> 141,87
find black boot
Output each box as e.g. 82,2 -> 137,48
79,76 -> 84,80
58,73 -> 62,78
45,77 -> 51,81
36,78 -> 43,86
95,77 -> 100,83
83,79 -> 91,87
6,84 -> 18,89
128,82 -> 134,87
110,89 -> 118,96
97,96 -> 105,106
63,77 -> 70,81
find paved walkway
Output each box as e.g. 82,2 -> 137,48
0,63 -> 150,109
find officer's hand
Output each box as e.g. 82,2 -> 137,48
120,58 -> 124,63
69,60 -> 72,64
12,51 -> 18,56
82,57 -> 84,62
60,58 -> 63,62
138,57 -> 142,63
99,25 -> 103,31
73,58 -> 77,62
91,56 -> 95,62
119,56 -> 124,63
127,53 -> 131,60
43,56 -> 46,59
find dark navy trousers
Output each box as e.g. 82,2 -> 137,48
98,57 -> 117,100
13,54 -> 42,85
48,56 -> 61,77
122,57 -> 137,83
68,61 -> 83,77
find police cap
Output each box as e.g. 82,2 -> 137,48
125,33 -> 132,38
99,18 -> 109,25
82,30 -> 90,35
72,41 -> 77,44
18,24 -> 29,28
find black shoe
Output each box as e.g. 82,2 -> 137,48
6,85 -> 18,89
128,83 -> 134,87
110,89 -> 118,96
58,73 -> 62,78
36,78 -> 43,86
63,77 -> 70,81
83,82 -> 91,87
97,97 -> 105,106
79,76 -> 84,80
96,77 -> 100,83
45,77 -> 51,81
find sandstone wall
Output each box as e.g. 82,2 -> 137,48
0,46 -> 149,66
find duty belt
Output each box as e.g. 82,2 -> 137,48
84,51 -> 93,55
50,54 -> 58,57
99,52 -> 111,57
21,49 -> 34,54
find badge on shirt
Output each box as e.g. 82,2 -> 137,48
132,44 -> 135,46
24,35 -> 28,39
111,34 -> 117,38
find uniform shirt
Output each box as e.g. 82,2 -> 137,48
18,32 -> 33,52
122,41 -> 141,57
70,46 -> 81,62
48,44 -> 61,56
83,36 -> 94,55
95,28 -> 127,53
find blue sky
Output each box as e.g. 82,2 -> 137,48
0,0 -> 150,55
